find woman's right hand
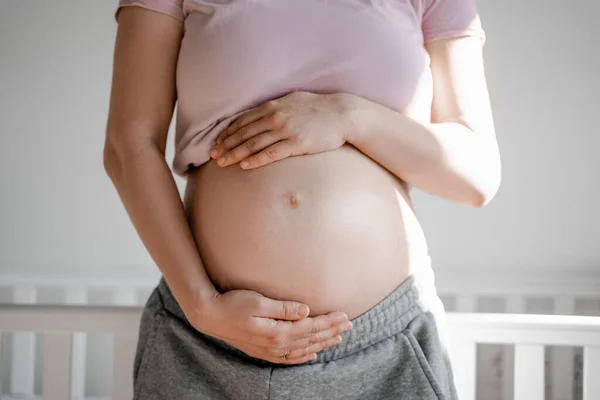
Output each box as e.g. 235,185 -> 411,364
186,289 -> 353,364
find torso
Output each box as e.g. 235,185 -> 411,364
184,144 -> 430,319
177,0 -> 436,319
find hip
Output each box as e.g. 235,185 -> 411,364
133,261 -> 455,400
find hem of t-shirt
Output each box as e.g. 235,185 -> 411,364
423,28 -> 486,46
115,3 -> 185,23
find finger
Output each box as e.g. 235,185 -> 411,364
215,130 -> 283,168
216,114 -> 284,155
217,111 -> 264,145
211,117 -> 271,160
254,297 -> 310,320
221,337 -> 317,365
213,323 -> 345,364
276,353 -> 317,365
286,335 -> 343,360
240,140 -> 295,169
216,102 -> 276,144
253,320 -> 352,352
286,311 -> 350,340
253,311 -> 349,347
283,321 -> 352,352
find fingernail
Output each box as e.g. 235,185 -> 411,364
344,322 -> 353,331
296,305 -> 309,318
217,157 -> 226,166
210,148 -> 219,158
240,161 -> 249,169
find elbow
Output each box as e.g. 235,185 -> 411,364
103,141 -> 124,182
102,136 -> 141,182
469,143 -> 502,207
470,187 -> 496,208
103,135 -> 165,182
469,169 -> 501,208
103,145 -> 116,176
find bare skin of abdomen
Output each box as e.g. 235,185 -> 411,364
184,143 -> 429,320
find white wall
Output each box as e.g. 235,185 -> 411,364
1,0 -> 599,276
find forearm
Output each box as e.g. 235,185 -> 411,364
343,94 -> 501,207
104,143 -> 217,310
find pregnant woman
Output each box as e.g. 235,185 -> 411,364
104,0 -> 500,399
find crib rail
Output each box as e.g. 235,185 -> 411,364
447,312 -> 600,400
1,305 -> 600,400
1,267 -> 599,400
0,305 -> 141,400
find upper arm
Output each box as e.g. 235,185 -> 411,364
420,0 -> 496,140
419,0 -> 500,202
105,3 -> 184,156
425,36 -> 496,142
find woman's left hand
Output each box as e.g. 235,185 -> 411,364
209,91 -> 354,169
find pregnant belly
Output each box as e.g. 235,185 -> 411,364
183,144 -> 429,319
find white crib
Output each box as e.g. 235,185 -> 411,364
0,268 -> 599,400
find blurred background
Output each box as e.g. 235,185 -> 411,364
0,1 -> 598,399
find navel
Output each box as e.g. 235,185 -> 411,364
283,191 -> 301,209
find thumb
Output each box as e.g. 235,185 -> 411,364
257,296 -> 310,320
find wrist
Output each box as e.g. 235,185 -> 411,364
334,92 -> 368,145
167,276 -> 219,316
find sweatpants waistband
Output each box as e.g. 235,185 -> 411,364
156,272 -> 440,365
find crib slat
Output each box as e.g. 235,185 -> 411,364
583,346 -> 600,400
514,344 -> 544,400
113,288 -> 138,306
11,331 -> 37,397
113,335 -> 137,400
43,332 -> 73,400
551,297 -> 575,400
11,285 -> 37,397
456,296 -> 477,313
504,296 -> 526,400
451,340 -> 477,400
65,287 -> 88,399
111,288 -> 138,400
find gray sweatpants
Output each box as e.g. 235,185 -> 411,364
133,271 -> 458,399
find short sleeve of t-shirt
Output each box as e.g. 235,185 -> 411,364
115,0 -> 184,22
417,0 -> 486,45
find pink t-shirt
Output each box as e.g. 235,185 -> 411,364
116,0 -> 486,176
